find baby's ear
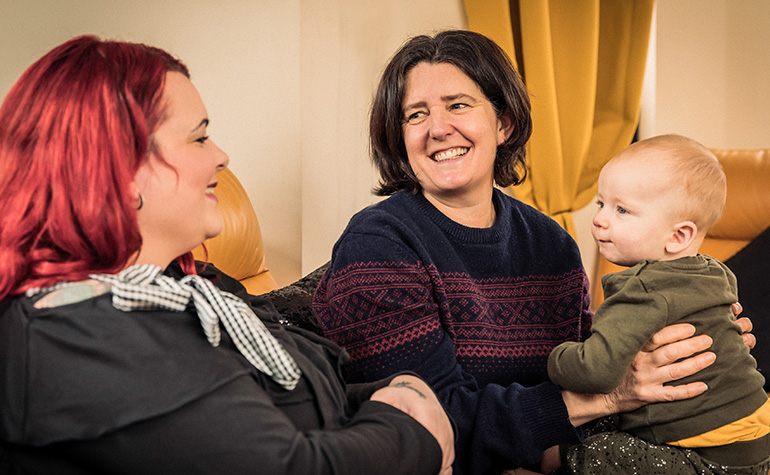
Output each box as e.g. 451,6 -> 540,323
665,221 -> 698,254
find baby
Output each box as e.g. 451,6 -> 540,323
548,134 -> 769,469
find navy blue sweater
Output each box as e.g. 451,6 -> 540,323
314,189 -> 593,475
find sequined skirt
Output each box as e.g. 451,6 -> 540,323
556,418 -> 770,475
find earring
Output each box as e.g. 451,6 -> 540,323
137,193 -> 144,210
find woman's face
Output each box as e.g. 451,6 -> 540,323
133,72 -> 229,265
401,62 -> 511,206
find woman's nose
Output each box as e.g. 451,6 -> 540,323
427,109 -> 452,139
212,140 -> 230,170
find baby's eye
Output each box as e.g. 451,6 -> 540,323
616,206 -> 628,214
595,200 -> 604,209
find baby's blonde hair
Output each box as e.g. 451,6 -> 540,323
615,134 -> 726,232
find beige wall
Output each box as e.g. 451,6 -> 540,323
0,0 -> 465,287
0,0 -> 303,285
577,0 -> 770,291
3,1 -> 768,289
653,0 -> 770,148
300,0 -> 467,276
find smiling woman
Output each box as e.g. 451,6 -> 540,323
401,62 -> 511,227
133,72 -> 230,269
312,29 -> 741,475
0,35 -> 454,475
368,30 -> 531,201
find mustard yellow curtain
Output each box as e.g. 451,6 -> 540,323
464,0 -> 654,237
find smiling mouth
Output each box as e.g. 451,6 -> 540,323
431,147 -> 469,162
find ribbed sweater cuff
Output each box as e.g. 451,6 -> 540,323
519,382 -> 583,450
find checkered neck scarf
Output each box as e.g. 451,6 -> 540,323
30,265 -> 302,391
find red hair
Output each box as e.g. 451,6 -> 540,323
0,35 -> 192,299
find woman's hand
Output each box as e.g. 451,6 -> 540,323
562,323 -> 715,427
564,303 -> 756,427
618,305 -> 753,412
371,375 -> 455,475
606,323 -> 715,414
539,445 -> 561,474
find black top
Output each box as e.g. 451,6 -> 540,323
0,263 -> 442,474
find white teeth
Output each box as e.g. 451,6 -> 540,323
432,147 -> 468,162
205,188 -> 215,195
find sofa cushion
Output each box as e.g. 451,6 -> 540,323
725,225 -> 770,391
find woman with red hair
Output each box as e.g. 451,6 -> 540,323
0,36 -> 453,474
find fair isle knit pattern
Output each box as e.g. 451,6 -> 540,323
319,260 -> 588,388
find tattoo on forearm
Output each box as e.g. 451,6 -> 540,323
392,381 -> 427,398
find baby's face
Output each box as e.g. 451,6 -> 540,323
592,158 -> 679,266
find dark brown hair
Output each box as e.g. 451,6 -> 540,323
369,29 -> 532,195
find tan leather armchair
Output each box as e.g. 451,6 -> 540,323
192,168 -> 279,295
591,148 -> 770,308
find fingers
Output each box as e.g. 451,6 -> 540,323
735,315 -> 753,333
610,324 -> 717,413
648,334 -> 713,367
734,316 -> 756,349
629,350 -> 713,405
734,316 -> 756,348
651,381 -> 709,403
641,323 -> 696,352
743,332 -> 757,349
659,350 -> 715,381
732,302 -> 743,317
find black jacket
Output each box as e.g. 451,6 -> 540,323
0,263 -> 442,474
